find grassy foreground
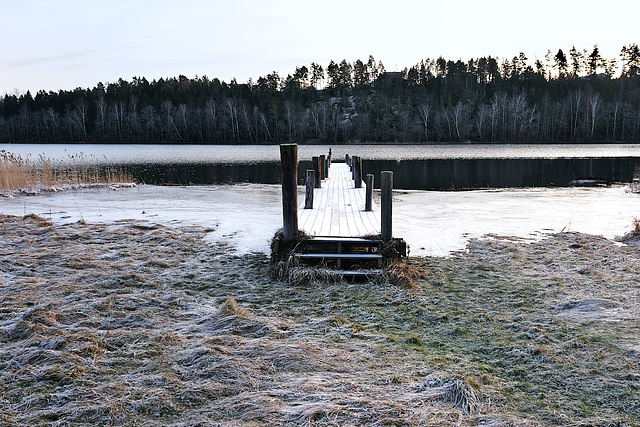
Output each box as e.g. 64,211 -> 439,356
1,214 -> 639,426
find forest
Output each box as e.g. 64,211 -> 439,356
2,44 -> 640,144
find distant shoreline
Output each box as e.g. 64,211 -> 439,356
3,140 -> 640,145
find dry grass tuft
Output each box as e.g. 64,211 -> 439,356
282,401 -> 342,424
419,376 -> 482,414
287,266 -> 353,286
268,228 -> 310,282
617,216 -> 640,242
21,213 -> 54,228
216,297 -> 245,317
383,259 -> 426,288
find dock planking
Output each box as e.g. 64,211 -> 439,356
298,163 -> 381,237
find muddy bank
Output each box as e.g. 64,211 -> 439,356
1,214 -> 639,426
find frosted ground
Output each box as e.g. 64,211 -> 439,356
2,183 -> 640,256
3,182 -> 640,424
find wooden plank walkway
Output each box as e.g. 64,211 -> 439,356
298,163 -> 381,237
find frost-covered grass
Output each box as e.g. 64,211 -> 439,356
0,150 -> 132,196
1,214 -> 639,425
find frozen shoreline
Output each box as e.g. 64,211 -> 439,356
1,183 -> 640,256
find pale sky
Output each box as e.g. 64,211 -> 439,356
1,0 -> 638,95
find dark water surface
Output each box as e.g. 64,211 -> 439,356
358,157 -> 639,189
131,157 -> 638,189
3,143 -> 640,190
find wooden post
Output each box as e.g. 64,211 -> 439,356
351,155 -> 357,178
320,155 -> 326,180
312,156 -> 321,188
365,173 -> 374,211
354,156 -> 362,188
324,155 -> 329,177
280,144 -> 298,241
345,154 -> 350,166
381,171 -> 393,242
305,169 -> 314,209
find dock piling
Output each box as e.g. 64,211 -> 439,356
381,171 -> 393,242
324,154 -> 329,178
280,144 -> 299,241
354,157 -> 362,188
312,156 -> 321,188
365,173 -> 374,211
351,156 -> 357,178
305,169 -> 315,209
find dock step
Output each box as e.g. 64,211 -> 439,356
299,237 -> 382,255
295,253 -> 383,266
295,253 -> 382,260
294,236 -> 384,269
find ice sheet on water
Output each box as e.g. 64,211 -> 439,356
2,184 -> 640,257
0,184 -> 283,255
393,185 -> 640,256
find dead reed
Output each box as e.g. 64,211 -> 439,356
0,150 -> 133,195
616,216 -> 640,242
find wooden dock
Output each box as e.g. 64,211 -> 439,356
298,163 -> 381,237
275,145 -> 404,277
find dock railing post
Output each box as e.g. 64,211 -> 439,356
312,156 -> 321,188
345,154 -> 350,166
324,154 -> 329,178
381,171 -> 393,242
320,155 -> 326,180
354,157 -> 362,188
365,173 -> 374,211
305,169 -> 314,209
280,144 -> 298,241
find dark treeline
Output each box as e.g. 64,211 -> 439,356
2,45 -> 640,144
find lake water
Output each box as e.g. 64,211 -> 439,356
3,143 -> 640,189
